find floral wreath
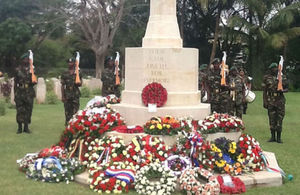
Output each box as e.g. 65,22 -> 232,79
88,164 -> 135,194
163,155 -> 192,176
144,115 -> 183,135
124,135 -> 169,168
25,157 -> 84,183
217,175 -> 246,194
112,125 -> 144,134
179,167 -> 220,195
83,136 -> 126,168
135,162 -> 177,195
238,134 -> 264,172
209,137 -> 245,175
141,82 -> 167,107
196,112 -> 245,134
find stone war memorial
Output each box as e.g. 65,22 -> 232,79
112,0 -> 210,125
15,0 -> 286,194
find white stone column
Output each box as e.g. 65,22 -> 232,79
142,0 -> 182,48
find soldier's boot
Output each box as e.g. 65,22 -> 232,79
23,123 -> 31,134
268,130 -> 276,142
16,123 -> 22,134
277,132 -> 283,143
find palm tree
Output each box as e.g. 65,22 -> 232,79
228,0 -> 300,87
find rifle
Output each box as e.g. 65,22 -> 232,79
75,52 -> 81,84
28,50 -> 37,84
277,56 -> 283,91
230,81 -> 236,101
115,52 -> 120,85
220,51 -> 228,86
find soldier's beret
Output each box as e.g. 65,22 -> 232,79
268,63 -> 278,69
200,64 -> 208,70
20,52 -> 29,59
212,58 -> 220,64
67,57 -> 75,63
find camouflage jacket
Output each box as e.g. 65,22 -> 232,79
207,69 -> 229,102
262,73 -> 288,106
14,66 -> 36,100
101,68 -> 116,86
229,74 -> 245,105
61,71 -> 82,100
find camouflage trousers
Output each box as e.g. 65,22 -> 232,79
15,97 -> 34,124
229,102 -> 243,119
268,104 -> 285,132
64,98 -> 80,125
229,93 -> 244,118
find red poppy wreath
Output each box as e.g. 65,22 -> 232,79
141,82 -> 168,107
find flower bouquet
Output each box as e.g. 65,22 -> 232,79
198,113 -> 245,134
58,107 -> 124,149
85,94 -> 120,109
144,116 -> 183,135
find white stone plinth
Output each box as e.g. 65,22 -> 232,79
112,103 -> 210,126
75,151 -> 282,188
237,151 -> 282,188
113,47 -> 209,125
206,132 -> 242,142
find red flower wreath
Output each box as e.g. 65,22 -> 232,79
141,82 -> 167,107
217,175 -> 246,194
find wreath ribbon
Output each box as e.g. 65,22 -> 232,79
34,156 -> 63,171
260,152 -> 286,177
105,168 -> 135,183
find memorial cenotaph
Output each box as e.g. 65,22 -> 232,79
112,0 -> 210,125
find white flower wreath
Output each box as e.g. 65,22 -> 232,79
179,167 -> 220,195
135,162 -> 177,195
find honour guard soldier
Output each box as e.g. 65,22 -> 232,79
207,58 -> 230,114
262,60 -> 288,143
61,55 -> 82,125
14,52 -> 37,133
101,56 -> 121,97
228,66 -> 245,119
199,64 -> 209,103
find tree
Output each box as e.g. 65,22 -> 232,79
228,0 -> 300,87
57,0 -> 126,78
197,0 -> 236,63
0,18 -> 32,74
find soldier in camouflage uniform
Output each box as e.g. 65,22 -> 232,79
207,58 -> 230,114
14,53 -> 36,134
199,64 -> 209,103
239,68 -> 252,114
262,63 -> 288,143
101,57 -> 120,97
228,66 -> 245,119
61,58 -> 82,125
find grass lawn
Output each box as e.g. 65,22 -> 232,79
0,92 -> 299,195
